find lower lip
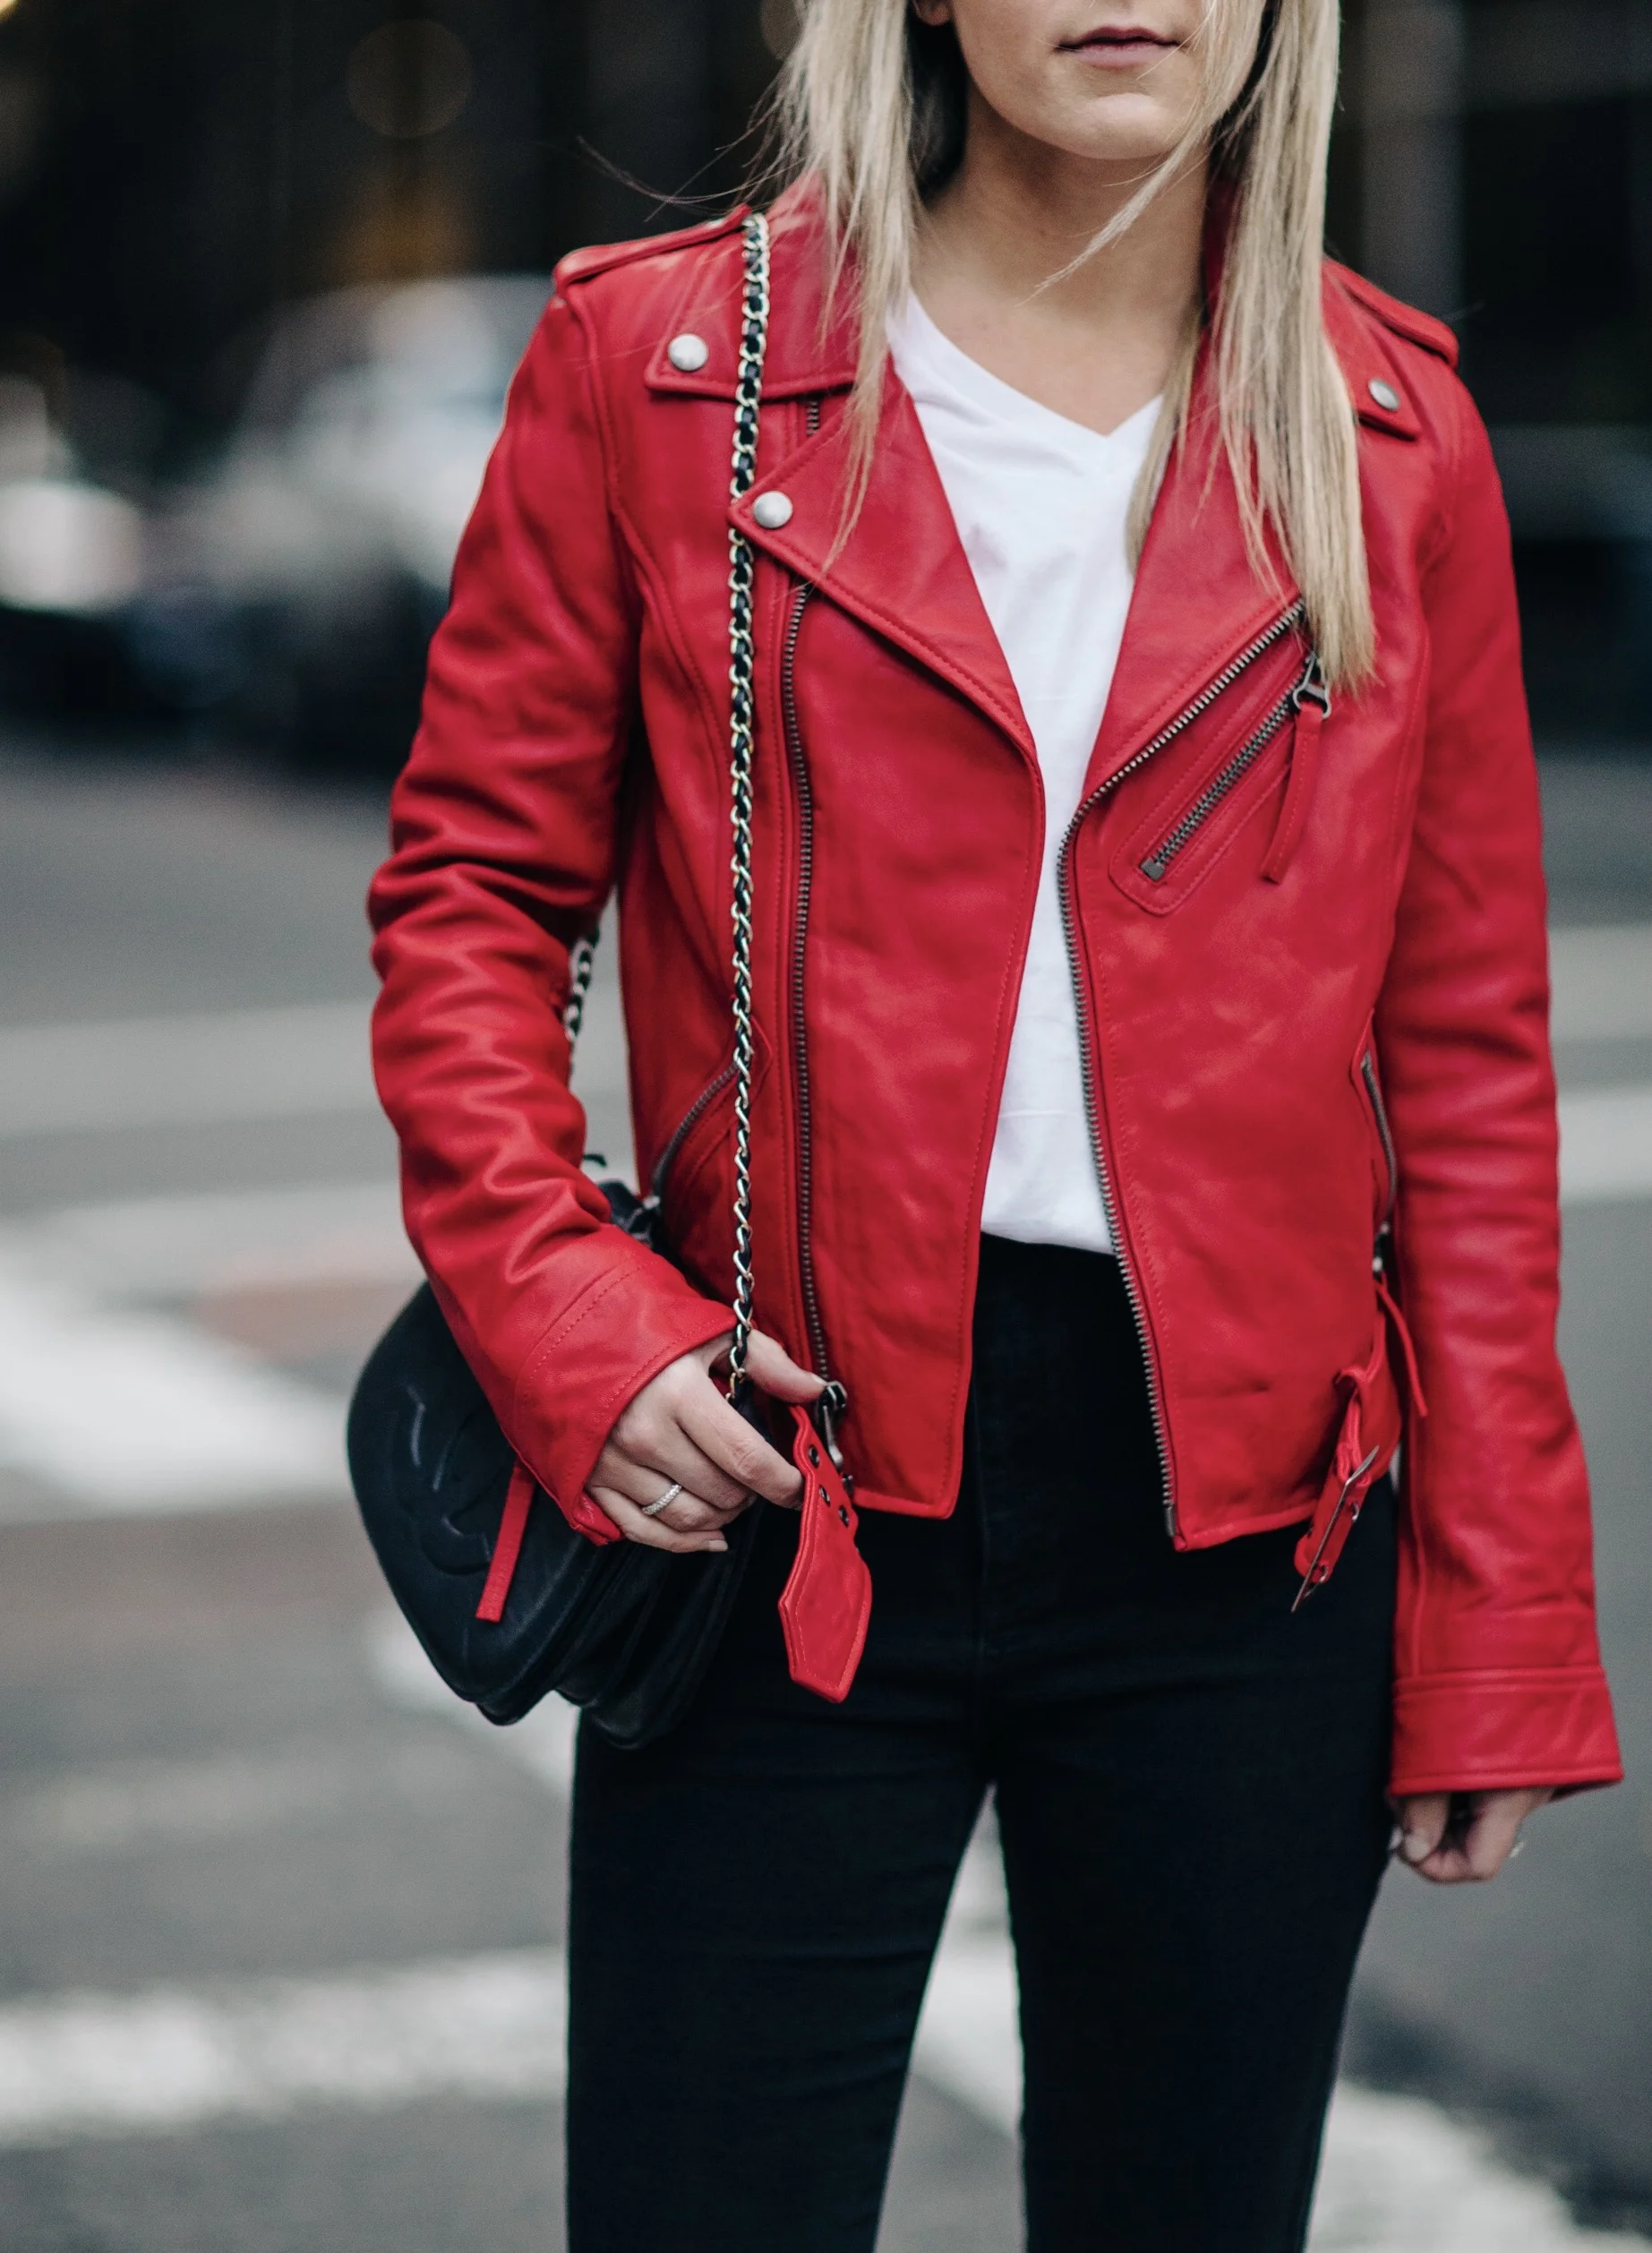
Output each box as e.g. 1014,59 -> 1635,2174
1064,38 -> 1173,66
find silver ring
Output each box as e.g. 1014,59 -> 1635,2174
640,1480 -> 685,1520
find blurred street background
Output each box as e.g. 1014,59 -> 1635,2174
0,2 -> 1648,2248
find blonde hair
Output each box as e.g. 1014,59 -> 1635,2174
770,0 -> 1374,689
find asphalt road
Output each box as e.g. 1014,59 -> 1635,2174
0,732 -> 1646,2251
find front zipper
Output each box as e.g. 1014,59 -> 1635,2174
1057,601 -> 1306,1539
781,576 -> 832,1381
1139,647 -> 1326,882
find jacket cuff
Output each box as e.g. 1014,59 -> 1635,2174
506,1237 -> 735,1543
1391,1665 -> 1623,1796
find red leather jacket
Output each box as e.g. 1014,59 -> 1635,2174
369,186 -> 1622,1798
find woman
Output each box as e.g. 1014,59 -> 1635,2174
368,0 -> 1622,2245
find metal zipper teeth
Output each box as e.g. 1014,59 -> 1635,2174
1140,687 -> 1298,880
1055,601 -> 1305,1539
1361,1050 -> 1399,1234
649,1062 -> 737,1202
781,577 -> 832,1378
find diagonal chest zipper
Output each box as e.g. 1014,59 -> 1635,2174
1140,648 -> 1329,882
1056,601 -> 1308,1539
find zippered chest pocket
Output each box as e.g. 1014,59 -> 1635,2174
1110,648 -> 1328,915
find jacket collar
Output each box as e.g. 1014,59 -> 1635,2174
699,187 -> 1385,775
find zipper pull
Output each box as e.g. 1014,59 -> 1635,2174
814,1379 -> 852,1486
1261,654 -> 1330,885
780,1402 -> 871,1701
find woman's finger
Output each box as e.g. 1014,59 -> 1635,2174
591,1465 -> 733,1536
741,1328 -> 826,1404
593,1460 -> 745,1535
1396,1793 -> 1450,1871
593,1431 -> 751,1522
1459,1786 -> 1553,1881
1456,1795 -> 1527,1881
1397,1787 -> 1552,1885
586,1483 -> 736,1555
678,1379 -> 804,1507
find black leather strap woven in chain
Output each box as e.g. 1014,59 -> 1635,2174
724,210 -> 771,1395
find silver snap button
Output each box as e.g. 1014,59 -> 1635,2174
1367,378 -> 1400,411
752,491 -> 793,530
666,332 -> 709,373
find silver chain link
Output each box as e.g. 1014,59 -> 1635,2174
562,929 -> 598,1044
725,210 -> 771,1398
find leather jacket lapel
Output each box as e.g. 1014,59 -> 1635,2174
730,373 -> 1034,767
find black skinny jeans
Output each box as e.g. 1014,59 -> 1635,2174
567,1236 -> 1396,2252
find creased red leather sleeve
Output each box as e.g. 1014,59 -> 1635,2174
367,295 -> 732,1539
1376,392 -> 1622,1795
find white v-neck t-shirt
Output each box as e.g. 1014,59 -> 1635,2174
887,295 -> 1160,1255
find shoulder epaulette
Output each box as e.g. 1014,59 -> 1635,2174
554,208 -> 747,296
1326,261 -> 1459,369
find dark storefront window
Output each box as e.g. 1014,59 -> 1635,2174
1340,0 -> 1652,744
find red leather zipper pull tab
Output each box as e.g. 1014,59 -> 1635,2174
779,1402 -> 871,1702
1263,659 -> 1330,884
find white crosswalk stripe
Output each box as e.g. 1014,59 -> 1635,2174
6,1180 -> 416,1298
0,1257 -> 345,1514
0,1951 -> 566,2146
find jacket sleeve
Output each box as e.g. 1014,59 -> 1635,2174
1375,388 -> 1622,1795
367,292 -> 733,1540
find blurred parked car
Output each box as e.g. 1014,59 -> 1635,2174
133,275 -> 549,773
0,373 -> 154,715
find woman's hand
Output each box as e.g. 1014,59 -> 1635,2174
587,1331 -> 825,1553
1394,1787 -> 1554,1883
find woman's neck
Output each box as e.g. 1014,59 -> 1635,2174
910,95 -> 1207,436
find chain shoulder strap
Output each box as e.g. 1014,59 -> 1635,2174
725,209 -> 771,1399
563,215 -> 770,1400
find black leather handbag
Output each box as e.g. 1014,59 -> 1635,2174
347,212 -> 783,1750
